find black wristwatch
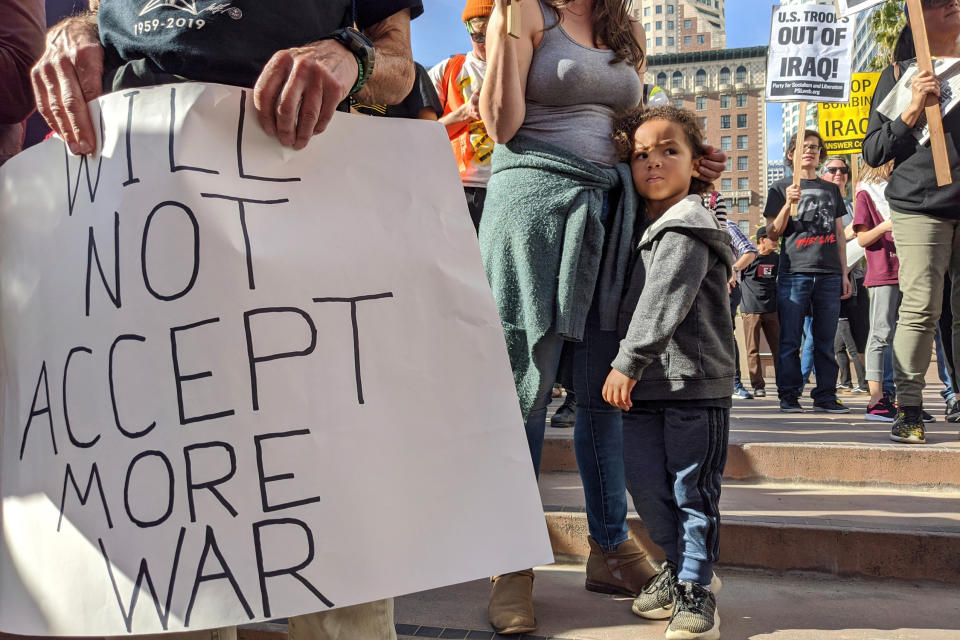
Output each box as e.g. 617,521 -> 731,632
323,27 -> 376,95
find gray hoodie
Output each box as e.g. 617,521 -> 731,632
612,195 -> 736,401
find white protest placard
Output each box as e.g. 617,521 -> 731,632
877,57 -> 960,145
0,82 -> 553,636
766,4 -> 855,103
835,0 -> 887,17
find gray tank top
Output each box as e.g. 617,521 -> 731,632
518,1 -> 644,166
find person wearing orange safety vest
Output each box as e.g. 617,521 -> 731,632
428,0 -> 494,232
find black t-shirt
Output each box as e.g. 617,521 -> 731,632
740,252 -> 779,315
99,0 -> 424,90
352,62 -> 441,119
762,177 -> 846,275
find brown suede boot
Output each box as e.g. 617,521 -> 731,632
585,536 -> 658,597
487,569 -> 536,635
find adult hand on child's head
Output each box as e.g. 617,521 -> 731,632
31,16 -> 104,156
693,144 -> 726,182
602,369 -> 636,411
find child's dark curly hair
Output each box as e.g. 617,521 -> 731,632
612,105 -> 713,196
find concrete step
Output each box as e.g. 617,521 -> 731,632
543,392 -> 960,489
235,566 -> 960,640
540,471 -> 960,584
392,564 -> 960,640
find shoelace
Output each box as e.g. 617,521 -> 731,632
644,565 -> 675,595
675,583 -> 709,614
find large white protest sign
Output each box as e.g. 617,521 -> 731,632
877,57 -> 960,146
836,0 -> 887,17
766,4 -> 855,103
0,82 -> 553,636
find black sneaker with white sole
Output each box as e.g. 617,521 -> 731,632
779,398 -> 803,413
813,399 -> 849,413
666,581 -> 720,640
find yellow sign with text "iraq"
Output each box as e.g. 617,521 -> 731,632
818,72 -> 882,154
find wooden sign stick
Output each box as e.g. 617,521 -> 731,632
905,0 -> 952,187
507,0 -> 522,39
792,102 -> 808,216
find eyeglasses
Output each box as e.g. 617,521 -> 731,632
825,166 -> 850,175
470,32 -> 486,43
801,144 -> 821,152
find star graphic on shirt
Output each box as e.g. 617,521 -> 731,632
139,0 -> 199,16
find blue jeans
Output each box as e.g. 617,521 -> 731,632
883,345 -> 896,399
777,273 -> 843,403
800,315 -> 814,383
623,406 -> 729,585
523,303 -> 628,552
935,327 -> 956,403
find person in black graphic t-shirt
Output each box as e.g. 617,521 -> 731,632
31,0 -> 422,155
765,130 -> 851,414
740,226 -> 780,395
28,2 -> 421,640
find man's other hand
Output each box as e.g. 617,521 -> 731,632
30,16 -> 103,155
253,39 -> 358,150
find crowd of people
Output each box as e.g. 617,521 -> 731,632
1,0 -> 959,639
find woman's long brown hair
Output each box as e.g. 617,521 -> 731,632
543,0 -> 645,70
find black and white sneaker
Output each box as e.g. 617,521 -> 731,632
631,561 -> 677,620
666,580 -> 720,640
779,398 -> 803,413
813,399 -> 849,413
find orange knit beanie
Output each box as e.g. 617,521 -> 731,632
463,0 -> 494,22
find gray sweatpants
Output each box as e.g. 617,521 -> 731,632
866,284 -> 901,383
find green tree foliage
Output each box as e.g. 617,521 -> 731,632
868,0 -> 906,71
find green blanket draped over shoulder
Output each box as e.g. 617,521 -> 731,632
479,134 -> 638,420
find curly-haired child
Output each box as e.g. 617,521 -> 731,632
602,106 -> 733,640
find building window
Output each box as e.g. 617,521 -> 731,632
737,114 -> 748,128
720,95 -> 730,108
672,71 -> 683,88
736,65 -> 747,83
656,20 -> 662,29
719,67 -> 730,84
667,20 -> 674,30
656,4 -> 662,13
697,35 -> 705,44
684,19 -> 692,29
737,135 -> 748,149
724,198 -> 733,212
700,116 -> 707,130
737,93 -> 748,107
725,157 -> 732,171
667,4 -> 674,13
721,136 -> 731,151
738,156 -> 748,171
657,71 -> 667,87
737,197 -> 750,213
644,7 -> 650,16
720,115 -> 731,129
695,69 -> 707,86
738,220 -> 750,235
738,177 -> 749,190
721,178 -> 732,191
644,22 -> 651,31
684,35 -> 691,45
667,36 -> 675,46
696,96 -> 706,110
674,98 -> 684,108
656,36 -> 663,45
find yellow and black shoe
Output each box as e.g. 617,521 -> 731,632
890,407 -> 926,444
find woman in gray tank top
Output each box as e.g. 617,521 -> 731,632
476,0 -> 723,635
478,0 -> 727,634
